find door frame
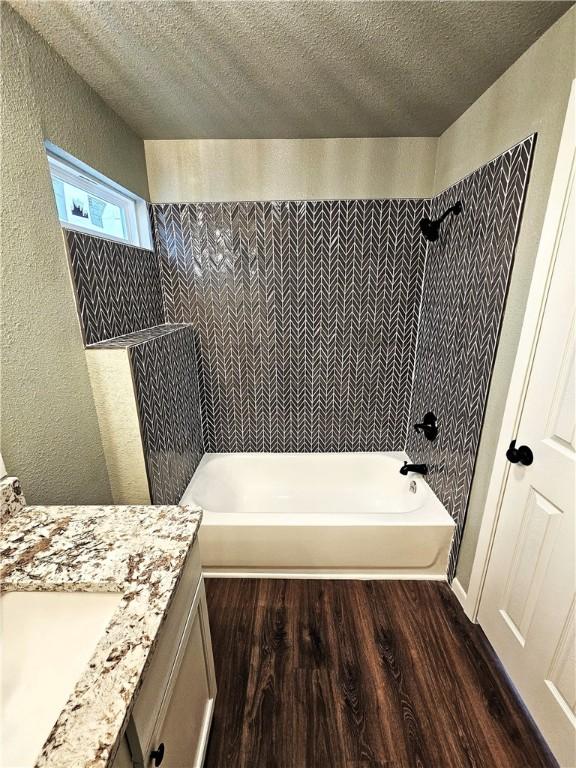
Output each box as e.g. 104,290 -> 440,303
459,80 -> 575,622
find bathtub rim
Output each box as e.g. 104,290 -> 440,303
181,450 -> 454,527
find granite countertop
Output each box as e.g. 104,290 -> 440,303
0,477 -> 202,768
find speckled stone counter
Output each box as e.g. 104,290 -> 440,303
0,479 -> 202,768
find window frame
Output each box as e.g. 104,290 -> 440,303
46,148 -> 152,250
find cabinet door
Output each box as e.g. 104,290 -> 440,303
111,737 -> 134,768
146,580 -> 216,768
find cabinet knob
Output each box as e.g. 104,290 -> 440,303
150,742 -> 165,767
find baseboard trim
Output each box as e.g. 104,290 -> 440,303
203,569 -> 448,581
451,576 -> 468,608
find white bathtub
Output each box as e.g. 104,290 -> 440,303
180,452 -> 455,578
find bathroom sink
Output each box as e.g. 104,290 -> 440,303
0,590 -> 122,768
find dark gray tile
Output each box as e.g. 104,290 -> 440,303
64,230 -> 165,344
152,198 -> 429,453
129,326 -> 203,504
406,136 -> 535,578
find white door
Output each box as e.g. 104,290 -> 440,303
478,86 -> 575,766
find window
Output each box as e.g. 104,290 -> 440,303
46,146 -> 152,249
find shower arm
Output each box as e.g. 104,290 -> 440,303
436,202 -> 462,223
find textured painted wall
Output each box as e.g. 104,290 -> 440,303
0,6 -> 148,504
145,139 -> 437,202
407,136 -> 535,579
434,7 -> 576,590
64,230 -> 165,345
152,199 -> 428,452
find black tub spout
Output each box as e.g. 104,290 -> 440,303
400,462 -> 428,476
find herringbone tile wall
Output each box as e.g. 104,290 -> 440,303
128,325 -> 204,504
406,136 -> 535,578
64,230 -> 201,504
152,199 -> 429,451
63,138 -> 534,569
65,229 -> 165,344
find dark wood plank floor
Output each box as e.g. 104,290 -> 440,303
203,579 -> 557,768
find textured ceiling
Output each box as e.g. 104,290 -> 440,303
10,1 -> 573,139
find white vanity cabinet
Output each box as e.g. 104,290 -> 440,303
113,541 -> 216,768
145,590 -> 214,768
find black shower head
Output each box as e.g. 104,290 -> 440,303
419,201 -> 463,242
419,217 -> 443,242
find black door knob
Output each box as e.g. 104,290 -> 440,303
150,743 -> 165,767
506,440 -> 533,466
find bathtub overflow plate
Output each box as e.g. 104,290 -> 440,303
409,480 -> 417,494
